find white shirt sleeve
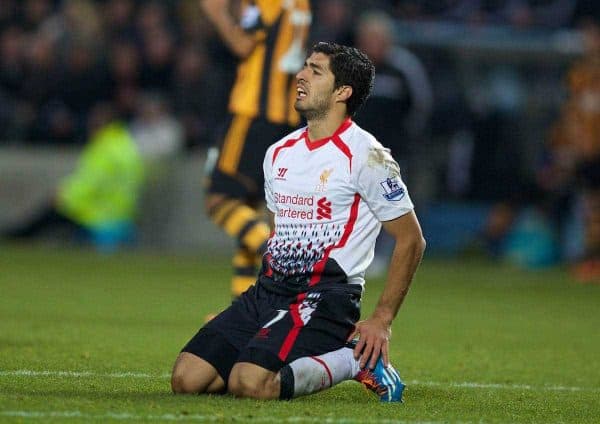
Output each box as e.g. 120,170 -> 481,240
263,146 -> 276,213
355,145 -> 414,222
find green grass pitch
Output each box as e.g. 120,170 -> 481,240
1,243 -> 599,423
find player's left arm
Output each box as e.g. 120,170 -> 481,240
349,210 -> 425,369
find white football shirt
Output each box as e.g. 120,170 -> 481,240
263,118 -> 414,288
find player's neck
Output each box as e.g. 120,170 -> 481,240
306,112 -> 348,143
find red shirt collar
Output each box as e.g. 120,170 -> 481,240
304,117 -> 353,151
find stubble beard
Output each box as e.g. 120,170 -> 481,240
299,108 -> 328,121
295,96 -> 330,122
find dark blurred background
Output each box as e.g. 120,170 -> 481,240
1,0 -> 599,280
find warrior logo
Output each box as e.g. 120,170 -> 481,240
277,167 -> 288,179
316,197 -> 332,220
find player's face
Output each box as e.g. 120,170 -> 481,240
294,52 -> 337,119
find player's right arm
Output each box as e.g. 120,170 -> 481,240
348,142 -> 425,369
351,211 -> 425,369
199,0 -> 257,58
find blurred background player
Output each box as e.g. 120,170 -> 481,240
3,102 -> 145,252
199,0 -> 312,297
544,18 -> 600,281
480,15 -> 600,274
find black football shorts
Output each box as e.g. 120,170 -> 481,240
181,280 -> 361,384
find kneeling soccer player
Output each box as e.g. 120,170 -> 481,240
171,42 -> 426,402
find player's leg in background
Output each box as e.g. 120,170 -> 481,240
204,193 -> 270,296
205,116 -> 291,296
204,115 -> 273,297
231,247 -> 263,297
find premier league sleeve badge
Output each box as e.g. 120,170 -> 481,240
380,177 -> 406,201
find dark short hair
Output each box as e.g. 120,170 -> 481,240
311,41 -> 375,116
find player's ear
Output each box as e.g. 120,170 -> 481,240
336,85 -> 353,103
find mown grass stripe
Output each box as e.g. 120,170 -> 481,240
0,370 -> 156,378
0,410 -> 449,424
407,380 -> 600,392
1,369 -> 599,393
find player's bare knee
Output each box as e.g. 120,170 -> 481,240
171,368 -> 218,395
228,375 -> 268,399
228,365 -> 279,399
170,370 -> 194,394
170,362 -> 201,394
171,352 -> 223,395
